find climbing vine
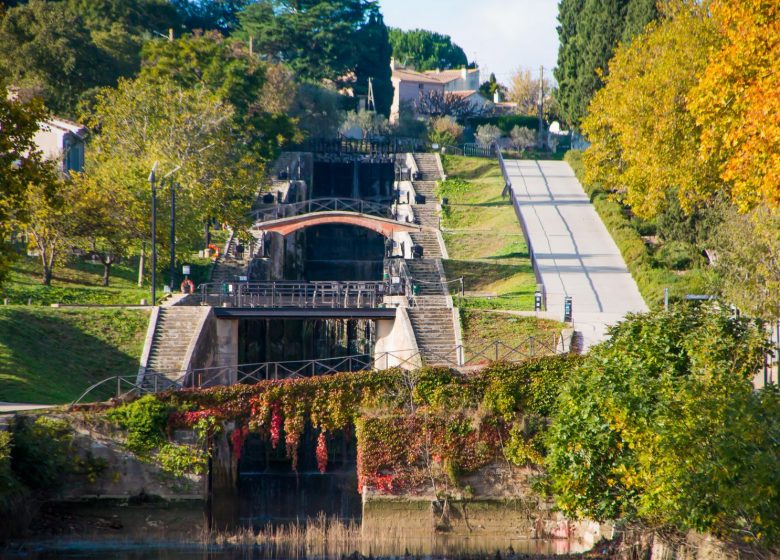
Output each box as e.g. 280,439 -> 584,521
98,356 -> 581,492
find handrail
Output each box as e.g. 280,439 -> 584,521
71,335 -> 565,405
495,143 -> 512,198
198,280 -> 406,308
251,197 -> 392,222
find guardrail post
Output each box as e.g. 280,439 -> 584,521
116,376 -> 121,398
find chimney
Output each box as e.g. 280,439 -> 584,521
461,66 -> 468,80
390,57 -> 396,71
493,90 -> 501,103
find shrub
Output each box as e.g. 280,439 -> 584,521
475,124 -> 502,147
546,305 -> 779,547
427,115 -> 464,147
11,416 -> 73,493
469,115 -> 540,133
510,126 -> 536,151
106,395 -> 170,453
653,241 -> 700,271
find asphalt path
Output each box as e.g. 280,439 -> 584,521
504,159 -> 648,348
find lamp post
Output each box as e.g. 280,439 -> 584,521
148,162 -> 158,305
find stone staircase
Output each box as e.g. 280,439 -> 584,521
406,259 -> 446,296
407,307 -> 458,364
413,153 -> 442,181
145,306 -> 209,381
210,236 -> 251,285
409,230 -> 442,259
411,180 -> 437,201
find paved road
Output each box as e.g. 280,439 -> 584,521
504,159 -> 648,348
0,402 -> 58,413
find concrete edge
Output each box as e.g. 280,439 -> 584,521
433,152 -> 446,181
179,307 -> 214,380
136,306 -> 160,385
406,152 -> 420,179
451,307 -> 465,366
395,306 -> 422,370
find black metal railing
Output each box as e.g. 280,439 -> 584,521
250,197 -> 392,222
463,143 -> 497,158
198,280 -> 406,308
71,336 -> 567,404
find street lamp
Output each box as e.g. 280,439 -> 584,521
161,166 -> 181,293
148,162 -> 158,305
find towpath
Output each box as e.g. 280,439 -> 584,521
504,159 -> 647,349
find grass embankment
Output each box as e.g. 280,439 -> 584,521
439,155 -> 537,311
0,307 -> 149,404
1,252 -> 214,306
438,155 -> 564,348
460,310 -> 563,360
564,151 -> 714,308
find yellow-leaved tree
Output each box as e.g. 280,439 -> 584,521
688,0 -> 780,211
582,1 -> 721,218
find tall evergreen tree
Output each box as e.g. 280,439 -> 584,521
554,0 -> 659,128
387,28 -> 468,72
354,13 -> 393,116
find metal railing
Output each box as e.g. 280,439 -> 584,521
463,143 -> 498,158
71,336 -> 566,405
251,197 -> 392,222
198,280 -> 406,308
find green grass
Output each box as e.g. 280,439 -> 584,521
0,307 -> 149,404
439,155 -> 538,311
564,151 -> 715,308
1,252 -> 213,306
460,310 -> 564,361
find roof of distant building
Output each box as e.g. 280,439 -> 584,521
422,67 -> 480,84
41,117 -> 87,139
391,67 -> 445,85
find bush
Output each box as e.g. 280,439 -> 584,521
475,124 -> 502,147
427,115 -> 463,147
546,305 -> 779,548
469,115 -> 540,133
653,241 -> 700,271
106,395 -> 170,453
510,125 -> 536,151
11,416 -> 73,493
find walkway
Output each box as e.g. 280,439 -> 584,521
504,159 -> 647,348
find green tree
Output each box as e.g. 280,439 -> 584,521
387,28 -> 468,72
554,0 -> 659,127
171,0 -> 249,34
0,0 -> 107,115
234,0 -> 379,83
0,95 -> 49,285
353,12 -> 393,116
546,305 -> 779,547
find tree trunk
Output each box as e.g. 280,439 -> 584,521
42,263 -> 52,286
138,243 -> 145,287
102,261 -> 112,287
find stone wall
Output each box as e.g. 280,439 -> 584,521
362,462 -> 611,549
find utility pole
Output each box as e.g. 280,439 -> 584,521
168,28 -> 174,42
249,36 -> 254,56
148,162 -> 158,305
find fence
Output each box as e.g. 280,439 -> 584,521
198,280 -> 404,308
463,143 -> 497,158
71,336 -> 566,405
251,197 -> 391,222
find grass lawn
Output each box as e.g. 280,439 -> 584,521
460,310 -> 564,362
1,252 -> 214,306
439,155 -> 537,311
0,307 -> 149,404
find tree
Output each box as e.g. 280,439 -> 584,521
427,116 -> 463,147
170,0 -> 249,34
289,83 -> 343,139
339,109 -> 389,140
0,95 -> 49,285
353,12 -> 393,116
19,170 -> 75,286
82,76 -> 254,272
234,0 -> 380,83
0,0 -> 108,116
510,126 -> 536,151
387,28 -> 468,72
475,124 -> 502,147
479,73 -> 505,100
509,68 -> 555,116
581,3 -> 721,218
546,305 -> 780,547
415,90 -> 482,119
688,0 -> 780,212
713,207 -> 780,320
553,0 -> 659,127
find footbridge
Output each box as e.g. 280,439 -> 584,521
250,197 -> 422,238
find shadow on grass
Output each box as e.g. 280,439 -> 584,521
443,259 -> 534,291
485,251 -> 530,261
0,308 -> 146,404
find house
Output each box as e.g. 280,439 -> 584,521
33,117 -> 87,174
389,60 -> 484,123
